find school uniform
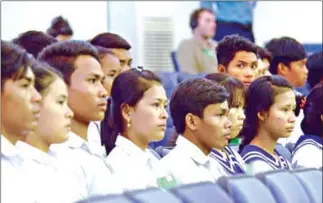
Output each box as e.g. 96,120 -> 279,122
106,136 -> 178,191
1,135 -> 38,203
240,144 -> 292,175
209,146 -> 246,176
50,131 -> 123,197
292,134 -> 322,169
15,141 -> 87,203
87,121 -> 106,157
161,136 -> 226,185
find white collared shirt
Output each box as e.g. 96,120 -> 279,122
50,131 -> 123,197
87,121 -> 107,157
15,141 -> 87,203
161,136 -> 225,184
106,136 -> 174,191
1,135 -> 38,203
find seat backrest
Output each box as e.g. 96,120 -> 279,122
275,144 -> 292,162
171,182 -> 233,203
76,194 -> 135,203
293,169 -> 323,203
126,188 -> 182,203
217,176 -> 276,203
171,51 -> 181,72
256,170 -> 311,203
150,128 -> 174,149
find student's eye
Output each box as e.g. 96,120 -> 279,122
164,104 -> 168,109
153,103 -> 160,108
57,100 -> 65,105
107,73 -> 116,77
252,64 -> 258,69
128,61 -> 132,66
237,64 -> 244,68
88,78 -> 96,84
282,108 -> 288,112
20,83 -> 30,88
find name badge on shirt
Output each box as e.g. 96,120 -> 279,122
156,174 -> 178,189
202,48 -> 216,57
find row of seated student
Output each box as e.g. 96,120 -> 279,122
1,26 -> 322,203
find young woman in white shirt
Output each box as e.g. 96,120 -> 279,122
161,78 -> 231,184
1,41 -> 42,203
205,73 -> 247,175
239,75 -> 295,174
292,83 -> 323,169
104,68 -> 178,191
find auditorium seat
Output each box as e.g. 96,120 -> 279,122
76,194 -> 135,203
155,72 -> 178,99
154,146 -> 172,158
217,175 -> 276,203
293,168 -> 322,203
171,182 -> 233,203
275,144 -> 292,162
171,51 -> 181,72
256,170 -> 311,203
126,187 -> 182,203
150,128 -> 174,148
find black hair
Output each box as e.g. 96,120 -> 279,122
239,75 -> 293,152
12,30 -> 58,58
216,34 -> 258,68
170,78 -> 228,134
205,73 -> 246,108
301,83 -> 323,136
306,51 -> 323,88
256,45 -> 272,63
37,40 -> 99,85
265,36 -> 306,75
32,60 -> 63,96
89,32 -> 131,50
189,8 -> 214,30
47,16 -> 73,37
101,68 -> 162,155
1,40 -> 34,90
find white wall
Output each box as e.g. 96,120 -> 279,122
1,1 -> 108,41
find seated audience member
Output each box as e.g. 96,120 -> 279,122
307,51 -> 323,89
47,16 -> 73,41
239,75 -> 295,174
12,30 -> 58,58
89,32 -> 132,70
292,83 -> 323,169
206,73 -> 247,175
161,78 -> 230,184
176,8 -> 218,74
266,37 -> 308,145
104,68 -> 178,191
1,41 -> 42,202
216,34 -> 258,88
15,61 -> 87,202
256,45 -> 272,77
38,40 -> 122,197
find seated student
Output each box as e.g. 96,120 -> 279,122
1,41 -> 42,202
176,8 -> 218,74
12,30 -> 58,58
216,34 -> 258,89
89,32 -> 133,71
206,73 -> 247,175
239,75 -> 295,174
265,37 -> 308,145
307,51 -> 323,89
38,40 -> 122,197
161,78 -> 231,184
104,68 -> 177,191
292,83 -> 323,169
47,16 -> 73,41
15,61 -> 88,202
256,45 -> 272,77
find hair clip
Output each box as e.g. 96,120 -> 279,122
300,96 -> 307,109
136,66 -> 144,72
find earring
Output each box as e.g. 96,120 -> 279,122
127,120 -> 131,128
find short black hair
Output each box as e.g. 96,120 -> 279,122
38,40 -> 99,85
265,36 -> 306,75
1,40 -> 34,90
306,51 -> 323,88
47,16 -> 73,37
12,30 -> 58,58
89,32 -> 131,50
216,34 -> 258,68
170,78 -> 228,134
189,8 -> 214,31
256,45 -> 272,63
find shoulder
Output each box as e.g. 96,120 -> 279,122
246,160 -> 274,175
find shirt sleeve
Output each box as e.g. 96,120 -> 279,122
292,145 -> 322,169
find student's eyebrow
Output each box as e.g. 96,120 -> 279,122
20,76 -> 34,83
58,95 -> 67,100
108,70 -> 117,73
88,73 -> 103,79
154,98 -> 168,103
236,60 -> 248,64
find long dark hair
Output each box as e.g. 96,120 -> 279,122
239,75 -> 293,152
101,68 -> 162,155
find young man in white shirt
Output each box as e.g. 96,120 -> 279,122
38,40 -> 123,197
161,78 -> 231,184
1,41 -> 42,202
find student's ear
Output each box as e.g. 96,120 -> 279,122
185,113 -> 200,131
218,64 -> 227,73
121,103 -> 134,122
277,62 -> 289,76
321,115 -> 323,123
257,110 -> 268,122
